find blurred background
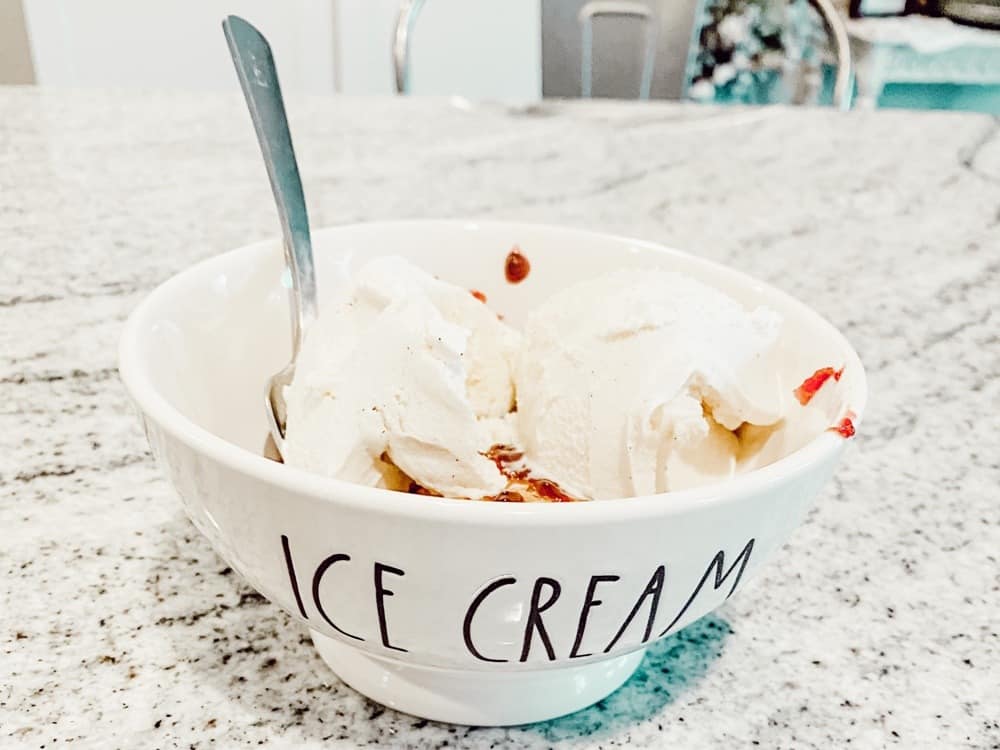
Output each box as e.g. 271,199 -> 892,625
0,0 -> 998,112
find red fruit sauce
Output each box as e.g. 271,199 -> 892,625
493,490 -> 525,503
526,477 -> 577,503
483,444 -> 579,502
504,247 -> 530,284
794,366 -> 844,406
483,444 -> 529,481
829,411 -> 857,439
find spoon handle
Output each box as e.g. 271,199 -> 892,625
223,15 -> 317,355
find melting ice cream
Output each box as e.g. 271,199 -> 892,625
282,255 -> 849,501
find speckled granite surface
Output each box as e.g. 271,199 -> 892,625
2,87 -> 998,748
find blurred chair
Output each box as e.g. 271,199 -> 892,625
393,0 -> 852,108
578,1 -> 658,99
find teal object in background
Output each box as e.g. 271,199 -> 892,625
684,0 -> 836,106
877,83 -> 1000,114
822,67 -> 1000,113
685,0 -> 1000,114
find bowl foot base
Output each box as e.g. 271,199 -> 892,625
311,630 -> 645,726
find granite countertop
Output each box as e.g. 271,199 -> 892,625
2,87 -> 998,749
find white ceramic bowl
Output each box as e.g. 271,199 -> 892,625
119,221 -> 866,726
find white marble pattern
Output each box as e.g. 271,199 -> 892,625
1,87 -> 999,748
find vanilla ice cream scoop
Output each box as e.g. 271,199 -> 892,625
282,256 -> 520,499
515,269 -> 787,499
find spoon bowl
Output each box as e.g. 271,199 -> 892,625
265,361 -> 295,454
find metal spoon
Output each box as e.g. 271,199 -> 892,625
223,15 -> 317,458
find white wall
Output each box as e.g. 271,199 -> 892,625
20,0 -> 542,100
22,1 -> 336,93
336,0 -> 540,99
407,0 -> 540,100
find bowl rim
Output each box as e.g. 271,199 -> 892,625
119,219 -> 867,526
